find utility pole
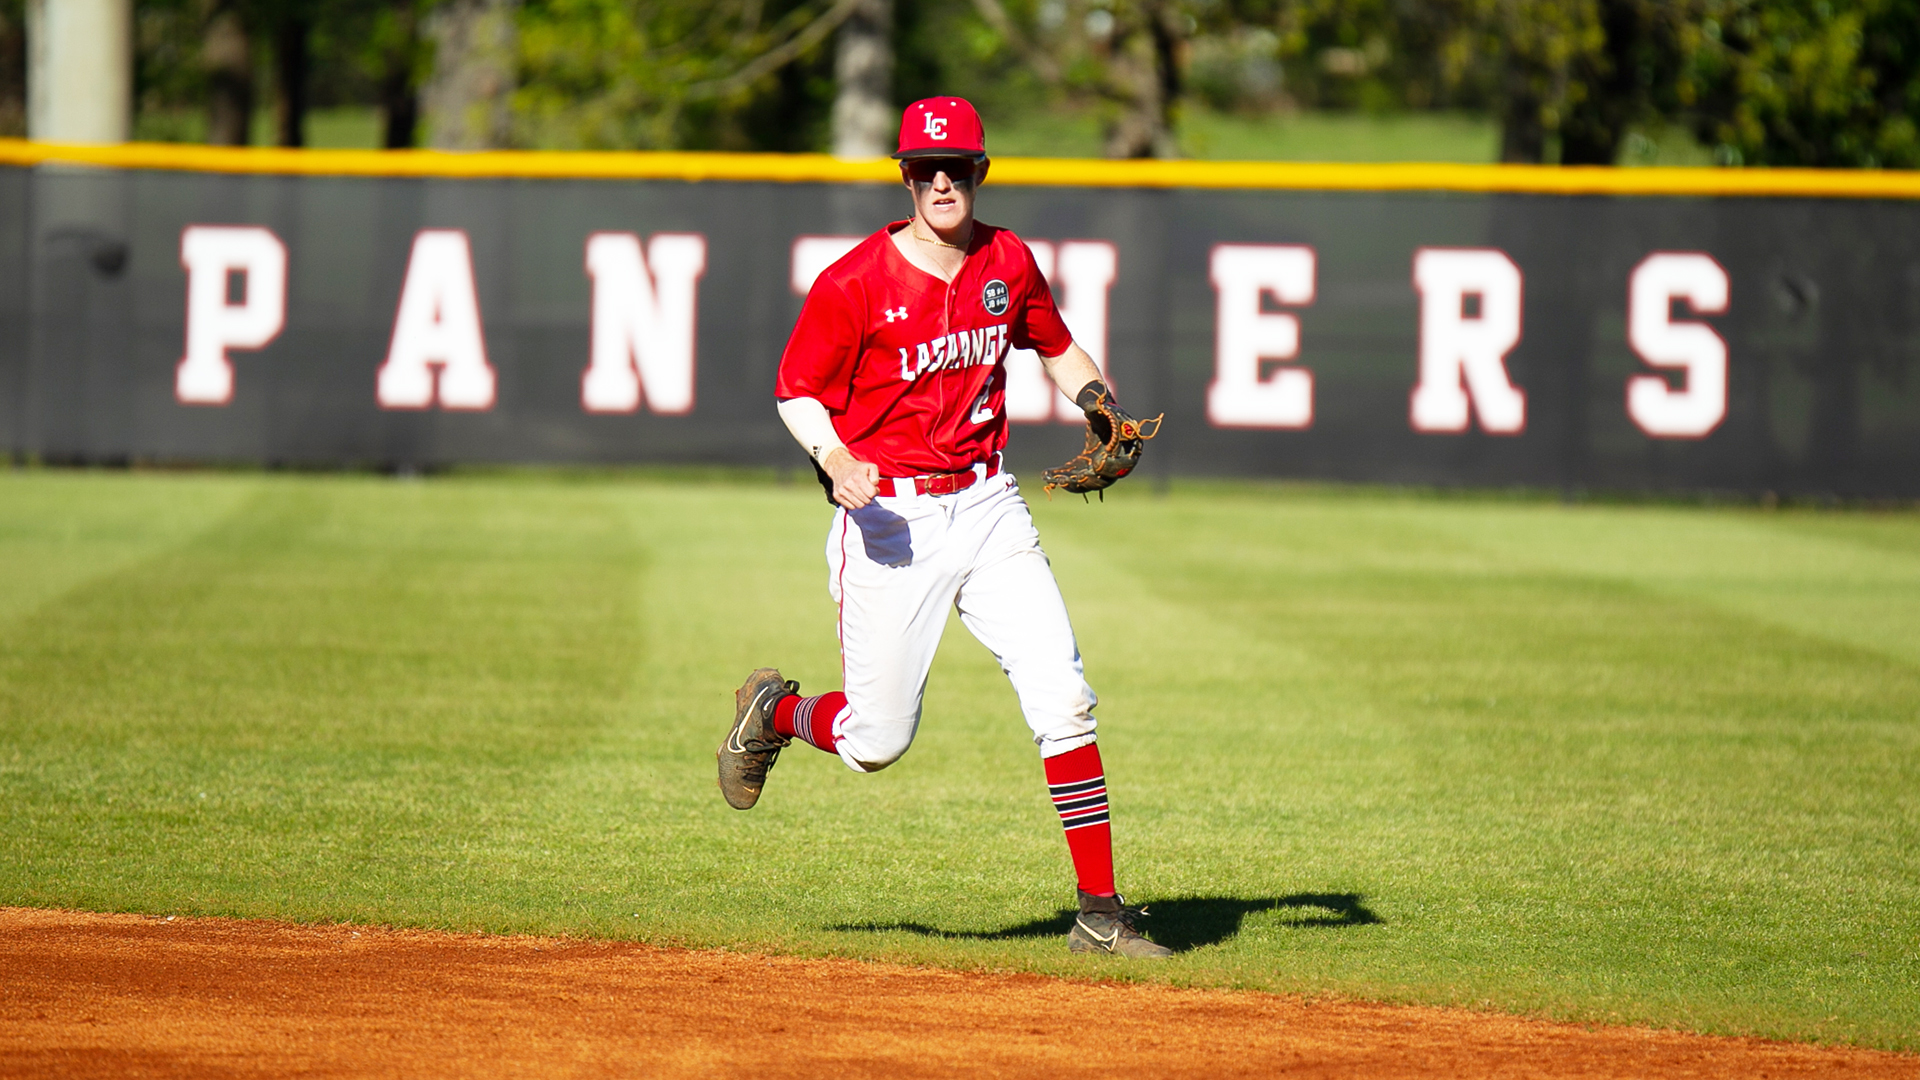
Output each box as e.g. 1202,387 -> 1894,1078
26,0 -> 132,142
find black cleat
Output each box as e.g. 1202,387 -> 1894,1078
717,668 -> 797,810
1067,890 -> 1174,958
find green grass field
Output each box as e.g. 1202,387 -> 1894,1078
1,469 -> 1915,1049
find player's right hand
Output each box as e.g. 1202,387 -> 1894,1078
823,448 -> 881,510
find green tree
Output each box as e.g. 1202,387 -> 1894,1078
512,0 -> 861,150
1453,0 -> 1696,164
1254,0 -> 1920,167
128,0 -> 430,147
1256,0 -> 1668,163
1677,0 -> 1920,166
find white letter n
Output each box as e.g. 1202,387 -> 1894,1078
582,232 -> 707,414
377,229 -> 496,411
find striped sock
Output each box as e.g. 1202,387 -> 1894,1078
772,691 -> 847,752
1044,743 -> 1116,897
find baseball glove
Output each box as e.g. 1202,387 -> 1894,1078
1043,392 -> 1163,498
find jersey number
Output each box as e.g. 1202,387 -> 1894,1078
969,384 -> 996,425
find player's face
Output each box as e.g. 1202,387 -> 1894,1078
902,157 -> 988,234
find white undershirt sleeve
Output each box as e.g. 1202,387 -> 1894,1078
776,396 -> 847,466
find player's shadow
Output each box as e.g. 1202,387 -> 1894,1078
827,894 -> 1380,953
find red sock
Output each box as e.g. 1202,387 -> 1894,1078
1044,743 -> 1116,896
772,691 -> 847,753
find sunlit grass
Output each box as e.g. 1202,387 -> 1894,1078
1,469 -> 1914,1049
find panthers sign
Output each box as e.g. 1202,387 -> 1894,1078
2,145 -> 1915,496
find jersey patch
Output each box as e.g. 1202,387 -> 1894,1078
982,279 -> 1009,316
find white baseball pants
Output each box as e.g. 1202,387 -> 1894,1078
824,467 -> 1098,772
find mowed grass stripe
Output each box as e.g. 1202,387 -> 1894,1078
0,472 -> 256,625
0,471 -> 1914,1050
1041,493 -> 1918,1043
0,475 -> 645,926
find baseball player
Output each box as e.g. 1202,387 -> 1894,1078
718,98 -> 1169,958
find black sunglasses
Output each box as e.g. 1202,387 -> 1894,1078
903,157 -> 982,184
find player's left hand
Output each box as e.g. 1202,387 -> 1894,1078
1043,391 -> 1163,498
823,448 -> 882,510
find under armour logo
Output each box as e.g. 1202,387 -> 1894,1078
923,113 -> 947,140
885,306 -> 909,322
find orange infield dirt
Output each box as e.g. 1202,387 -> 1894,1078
2,908 -> 1913,1080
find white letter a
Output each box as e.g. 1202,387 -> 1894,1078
377,230 -> 496,410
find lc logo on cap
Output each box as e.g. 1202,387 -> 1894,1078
895,97 -> 986,159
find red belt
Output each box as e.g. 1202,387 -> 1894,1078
883,456 -> 1000,497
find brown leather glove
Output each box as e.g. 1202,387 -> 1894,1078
1042,385 -> 1163,498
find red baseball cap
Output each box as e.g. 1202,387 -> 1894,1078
894,97 -> 987,160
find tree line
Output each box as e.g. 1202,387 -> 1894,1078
0,0 -> 1913,166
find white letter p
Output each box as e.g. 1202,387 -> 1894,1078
176,226 -> 287,405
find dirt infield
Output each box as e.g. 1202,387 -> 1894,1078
1,908 -> 1912,1079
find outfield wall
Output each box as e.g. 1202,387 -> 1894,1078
4,142 -> 1919,496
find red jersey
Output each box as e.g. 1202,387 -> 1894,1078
776,221 -> 1073,476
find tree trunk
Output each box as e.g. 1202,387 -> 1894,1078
1559,0 -> 1640,165
382,71 -> 420,150
831,0 -> 892,158
1558,110 -> 1618,165
203,3 -> 251,146
1498,79 -> 1546,163
0,3 -> 28,137
1104,0 -> 1181,159
380,6 -> 421,149
422,0 -> 517,150
272,14 -> 308,148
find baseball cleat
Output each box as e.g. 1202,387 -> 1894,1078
717,668 -> 797,810
1067,890 -> 1173,958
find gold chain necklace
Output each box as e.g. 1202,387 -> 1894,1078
912,220 -> 970,250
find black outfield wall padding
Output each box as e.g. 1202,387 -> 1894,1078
3,154 -> 1918,497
